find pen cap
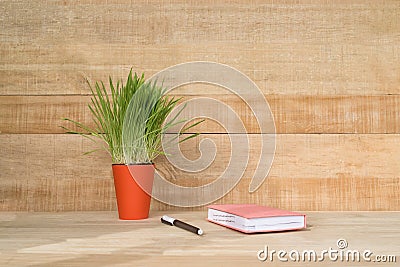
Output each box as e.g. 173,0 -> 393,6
161,217 -> 173,226
162,215 -> 175,224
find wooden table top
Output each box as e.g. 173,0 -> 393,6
1,211 -> 399,266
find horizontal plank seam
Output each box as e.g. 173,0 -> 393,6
1,93 -> 400,97
1,133 -> 400,135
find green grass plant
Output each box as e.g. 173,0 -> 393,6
62,69 -> 201,164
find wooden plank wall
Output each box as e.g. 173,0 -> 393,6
0,0 -> 399,211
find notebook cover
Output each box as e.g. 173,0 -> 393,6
207,204 -> 306,233
208,204 -> 305,219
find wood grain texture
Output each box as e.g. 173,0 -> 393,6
1,0 -> 399,211
1,134 -> 399,211
0,211 -> 399,266
3,175 -> 399,212
2,94 -> 400,134
1,0 -> 399,95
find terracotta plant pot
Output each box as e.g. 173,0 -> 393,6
112,164 -> 155,220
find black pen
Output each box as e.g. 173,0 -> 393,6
161,215 -> 203,236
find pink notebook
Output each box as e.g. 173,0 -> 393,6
207,204 -> 306,233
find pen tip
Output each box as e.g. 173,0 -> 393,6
198,229 -> 203,235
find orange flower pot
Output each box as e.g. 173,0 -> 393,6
112,164 -> 155,220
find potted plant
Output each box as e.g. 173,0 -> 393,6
62,69 -> 200,220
